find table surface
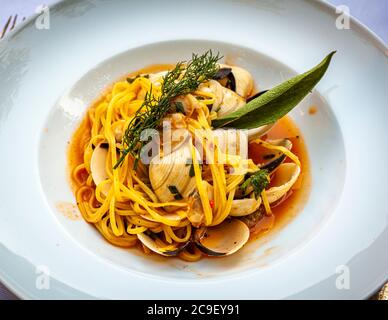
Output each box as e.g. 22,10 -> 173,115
0,0 -> 387,300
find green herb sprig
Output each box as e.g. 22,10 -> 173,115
240,169 -> 270,198
167,185 -> 183,200
114,51 -> 221,169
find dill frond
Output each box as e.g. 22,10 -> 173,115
114,50 -> 221,169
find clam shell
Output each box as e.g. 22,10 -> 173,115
137,232 -> 189,256
266,163 -> 300,204
90,143 -> 111,195
258,139 -> 293,172
218,64 -> 254,98
229,198 -> 262,217
194,219 -> 250,256
149,142 -> 199,204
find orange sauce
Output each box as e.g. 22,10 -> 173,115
309,105 -> 318,115
56,201 -> 81,220
248,116 -> 311,241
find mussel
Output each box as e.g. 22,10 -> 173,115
247,125 -> 275,141
194,219 -> 250,256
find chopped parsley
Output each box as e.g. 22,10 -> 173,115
168,185 -> 183,200
174,101 -> 185,114
240,169 -> 269,198
189,163 -> 195,177
126,74 -> 149,84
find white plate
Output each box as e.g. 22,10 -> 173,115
0,0 -> 387,299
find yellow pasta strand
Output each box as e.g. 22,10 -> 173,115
252,138 -> 301,167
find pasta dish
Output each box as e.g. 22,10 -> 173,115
68,51 -> 334,261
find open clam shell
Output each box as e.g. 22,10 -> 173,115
90,143 -> 111,195
265,163 -> 301,204
247,124 -> 275,141
194,219 -> 250,256
198,80 -> 245,117
256,139 -> 293,172
217,87 -> 246,117
90,143 -> 108,185
172,94 -> 199,117
229,198 -> 262,217
216,64 -> 254,98
148,71 -> 168,87
149,142 -> 199,205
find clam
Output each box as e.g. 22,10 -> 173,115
212,122 -> 273,144
112,120 -> 126,143
90,143 -> 110,194
227,65 -> 254,98
198,80 -> 245,117
187,192 -> 204,228
218,87 -> 246,117
211,68 -> 274,140
173,94 -> 199,117
187,181 -> 213,228
265,163 -> 300,204
213,128 -> 279,156
256,139 -> 293,172
148,71 -> 168,87
229,197 -> 262,217
247,125 -> 275,141
160,115 -> 191,153
194,219 -> 250,256
197,80 -> 226,112
240,207 -> 265,229
137,232 -> 189,256
213,67 -> 233,81
215,64 -> 254,98
214,67 -> 235,92
149,141 -> 199,205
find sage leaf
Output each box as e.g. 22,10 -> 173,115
212,51 -> 336,129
